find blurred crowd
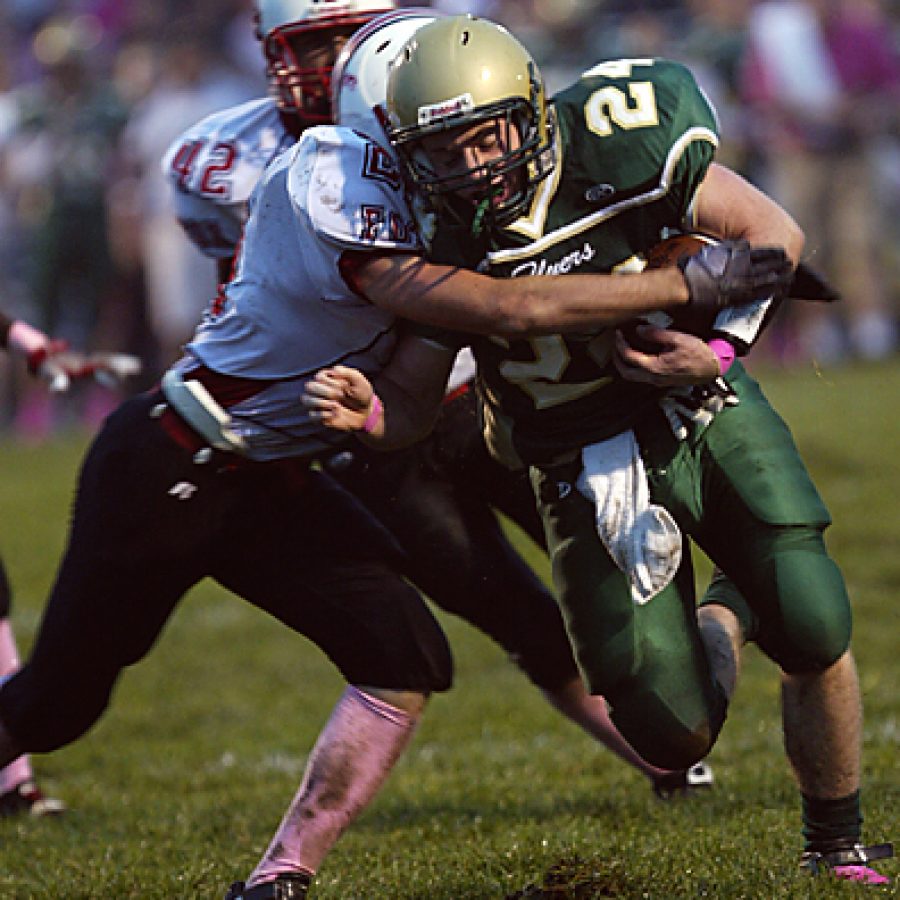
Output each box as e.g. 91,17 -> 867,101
0,0 -> 898,438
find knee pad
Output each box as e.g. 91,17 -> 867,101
569,593 -> 727,768
582,631 -> 727,770
758,549 -> 852,674
607,677 -> 728,771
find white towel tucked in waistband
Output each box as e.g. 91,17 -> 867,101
576,431 -> 682,605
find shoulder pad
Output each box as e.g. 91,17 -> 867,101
552,57 -> 718,195
289,126 -> 419,253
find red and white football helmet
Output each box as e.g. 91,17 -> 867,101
256,0 -> 395,129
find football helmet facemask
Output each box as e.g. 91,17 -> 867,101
255,0 -> 395,129
385,15 -> 555,232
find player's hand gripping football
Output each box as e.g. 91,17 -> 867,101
303,365 -> 378,432
680,239 -> 793,310
614,323 -> 720,386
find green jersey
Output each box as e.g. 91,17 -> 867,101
448,59 -> 719,469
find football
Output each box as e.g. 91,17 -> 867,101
621,232 -> 720,351
643,231 -> 715,270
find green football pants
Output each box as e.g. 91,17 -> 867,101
531,363 -> 851,768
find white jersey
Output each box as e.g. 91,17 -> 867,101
161,97 -> 294,259
173,126 -> 420,461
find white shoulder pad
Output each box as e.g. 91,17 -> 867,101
289,125 -> 420,253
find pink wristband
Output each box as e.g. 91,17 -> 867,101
7,320 -> 48,356
362,394 -> 383,434
707,338 -> 736,376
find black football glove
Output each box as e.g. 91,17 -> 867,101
789,261 -> 840,303
679,239 -> 794,311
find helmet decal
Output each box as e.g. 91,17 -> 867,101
417,94 -> 475,126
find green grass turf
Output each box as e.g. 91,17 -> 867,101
0,359 -> 896,898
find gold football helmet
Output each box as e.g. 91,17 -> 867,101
385,15 -> 555,231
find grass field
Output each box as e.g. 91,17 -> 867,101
0,359 -> 897,899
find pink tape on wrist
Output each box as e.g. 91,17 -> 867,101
707,338 -> 736,376
362,393 -> 383,434
7,320 -> 48,356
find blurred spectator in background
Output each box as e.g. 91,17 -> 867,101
0,14 -> 129,437
0,1 -> 262,431
0,0 -> 897,435
679,0 -> 755,174
100,35 -> 160,396
120,19 -> 257,378
740,0 -> 900,364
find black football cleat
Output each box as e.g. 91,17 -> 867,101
0,779 -> 65,817
224,873 -> 311,899
800,842 -> 893,885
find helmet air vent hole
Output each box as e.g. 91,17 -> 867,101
376,39 -> 390,55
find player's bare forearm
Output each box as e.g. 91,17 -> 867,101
364,375 -> 442,449
366,336 -> 452,448
352,253 -> 693,337
692,164 -> 805,265
303,370 -> 438,449
350,238 -> 792,337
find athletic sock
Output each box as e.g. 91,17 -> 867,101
248,686 -> 420,886
0,619 -> 33,793
802,790 -> 862,852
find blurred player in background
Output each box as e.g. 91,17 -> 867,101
0,308 -> 138,816
0,312 -> 65,816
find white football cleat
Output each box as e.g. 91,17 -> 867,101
652,761 -> 714,799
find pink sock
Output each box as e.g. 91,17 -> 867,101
248,686 -> 420,886
0,619 -> 33,792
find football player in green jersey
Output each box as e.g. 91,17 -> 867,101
306,14 -> 892,884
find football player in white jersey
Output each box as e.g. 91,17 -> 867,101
162,1 -> 725,846
163,0 -> 396,285
0,11 -> 788,900
170,9 -> 783,897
